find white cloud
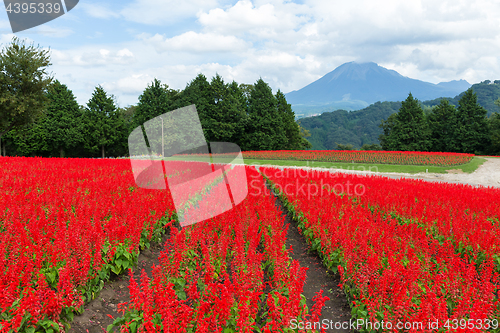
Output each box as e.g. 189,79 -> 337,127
141,32 -> 251,53
121,0 -> 220,25
80,3 -> 120,19
198,0 -> 307,39
102,73 -> 154,95
0,25 -> 73,38
117,48 -> 134,57
52,47 -> 135,67
0,33 -> 16,44
17,0 -> 500,107
34,25 -> 74,38
0,19 -> 11,32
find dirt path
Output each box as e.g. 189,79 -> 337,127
255,157 -> 500,188
272,191 -> 352,332
69,177 -> 354,332
69,232 -> 171,333
410,157 -> 500,187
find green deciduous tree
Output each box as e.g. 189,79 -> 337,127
118,104 -> 137,134
238,83 -> 253,102
178,74 -> 213,143
395,93 -> 431,151
379,113 -> 399,150
0,37 -> 53,155
297,122 -> 313,149
336,143 -> 354,150
360,143 -> 382,150
485,98 -> 500,155
207,75 -> 247,145
488,112 -> 500,155
32,80 -> 83,157
455,88 -> 490,154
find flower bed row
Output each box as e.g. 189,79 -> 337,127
242,150 -> 474,166
301,172 -> 500,263
262,166 -> 499,332
108,166 -> 328,332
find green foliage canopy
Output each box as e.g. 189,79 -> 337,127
0,37 -> 53,141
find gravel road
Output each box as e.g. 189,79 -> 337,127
254,157 -> 500,188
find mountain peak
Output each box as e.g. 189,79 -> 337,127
285,62 -> 469,108
327,61 -> 401,82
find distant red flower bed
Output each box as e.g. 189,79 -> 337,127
242,150 -> 474,166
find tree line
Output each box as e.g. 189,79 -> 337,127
379,89 -> 500,155
0,38 -> 310,158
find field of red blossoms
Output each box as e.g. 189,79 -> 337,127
1,155 -> 499,332
0,157 -> 327,332
262,166 -> 500,332
241,150 -> 474,166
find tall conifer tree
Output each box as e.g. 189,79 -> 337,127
455,88 -> 490,154
275,89 -> 303,149
391,93 -> 430,151
428,99 -> 458,152
244,79 -> 287,150
84,85 -> 123,158
133,78 -> 179,127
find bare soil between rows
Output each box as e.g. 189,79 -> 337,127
69,192 -> 353,332
272,192 -> 352,332
68,232 -> 171,333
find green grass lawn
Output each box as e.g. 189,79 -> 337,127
163,155 -> 487,174
243,157 -> 486,174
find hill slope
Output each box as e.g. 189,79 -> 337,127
299,81 -> 500,150
286,62 -> 469,115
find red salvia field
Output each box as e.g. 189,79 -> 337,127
0,154 -> 498,332
241,150 -> 474,166
262,166 -> 500,332
0,157 -> 327,332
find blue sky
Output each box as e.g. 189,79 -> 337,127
1,0 -> 500,107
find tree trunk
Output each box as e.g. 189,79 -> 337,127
101,145 -> 105,158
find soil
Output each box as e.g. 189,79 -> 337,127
445,169 -> 465,174
68,232 -> 171,333
272,193 -> 352,332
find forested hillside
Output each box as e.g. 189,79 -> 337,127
298,101 -> 401,149
423,80 -> 500,115
300,80 -> 500,150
